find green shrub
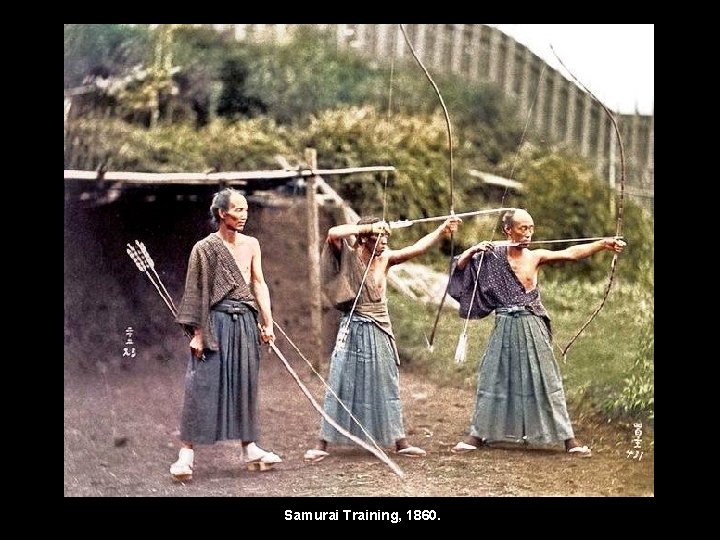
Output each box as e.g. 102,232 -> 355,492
503,145 -> 654,283
601,275 -> 654,422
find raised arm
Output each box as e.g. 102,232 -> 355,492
456,241 -> 495,270
326,221 -> 391,250
537,238 -> 626,265
249,237 -> 274,344
388,216 -> 461,266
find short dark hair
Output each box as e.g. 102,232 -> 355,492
210,188 -> 244,227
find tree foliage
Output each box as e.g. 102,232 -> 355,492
65,26 -> 653,282
503,145 -> 654,283
234,27 -> 384,124
64,24 -> 149,88
169,25 -> 233,127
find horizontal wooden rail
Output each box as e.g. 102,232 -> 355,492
64,166 -> 395,185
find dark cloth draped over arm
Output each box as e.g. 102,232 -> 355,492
448,247 -> 551,333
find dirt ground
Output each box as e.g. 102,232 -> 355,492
64,354 -> 653,498
64,190 -> 653,498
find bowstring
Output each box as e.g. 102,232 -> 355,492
274,321 -> 390,458
339,31 -> 397,346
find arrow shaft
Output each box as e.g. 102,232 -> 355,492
497,236 -> 623,247
269,342 -> 404,478
391,207 -> 515,228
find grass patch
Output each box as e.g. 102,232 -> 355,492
389,279 -> 653,426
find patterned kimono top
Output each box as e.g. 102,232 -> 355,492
176,233 -> 256,350
448,246 -> 551,332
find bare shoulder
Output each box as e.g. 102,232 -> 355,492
240,234 -> 259,245
239,234 -> 261,253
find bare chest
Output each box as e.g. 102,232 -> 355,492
507,254 -> 538,292
357,253 -> 388,298
223,241 -> 253,283
367,263 -> 388,297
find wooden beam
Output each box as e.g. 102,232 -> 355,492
64,166 -> 395,185
304,149 -> 323,371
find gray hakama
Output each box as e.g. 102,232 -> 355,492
318,237 -> 406,448
469,307 -> 574,444
448,247 -> 575,445
179,300 -> 260,444
320,313 -> 405,447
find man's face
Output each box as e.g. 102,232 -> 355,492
221,193 -> 249,232
366,233 -> 389,255
506,211 -> 534,245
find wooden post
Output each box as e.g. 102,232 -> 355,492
564,83 -> 577,145
450,24 -> 463,74
534,65 -> 546,134
468,25 -> 482,82
304,148 -> 323,370
596,106 -> 607,176
503,36 -> 516,96
580,91 -> 592,157
548,70 -> 562,141
646,109 -> 654,186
